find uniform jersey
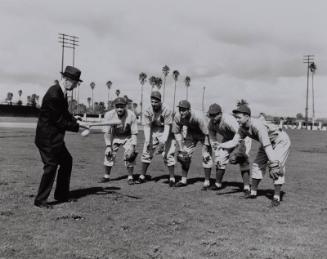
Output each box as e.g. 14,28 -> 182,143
238,118 -> 280,147
208,113 -> 239,142
143,104 -> 172,132
103,109 -> 138,137
172,110 -> 209,136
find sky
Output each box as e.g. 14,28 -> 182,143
0,0 -> 326,117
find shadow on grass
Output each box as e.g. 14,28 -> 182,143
48,186 -> 123,205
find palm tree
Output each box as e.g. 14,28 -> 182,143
162,65 -> 170,102
90,82 -> 95,112
87,97 -> 91,110
115,89 -> 121,97
27,96 -> 31,106
18,90 -> 22,100
139,72 -> 147,124
149,76 -> 157,90
184,76 -> 191,100
35,95 -> 40,106
202,86 -> 206,112
172,70 -> 180,113
155,77 -> 163,90
6,92 -> 13,105
106,81 -> 112,109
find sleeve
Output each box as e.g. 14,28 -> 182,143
256,123 -> 271,147
226,115 -> 239,134
143,109 -> 152,126
130,113 -> 138,135
47,95 -> 79,132
163,108 -> 173,125
171,114 -> 181,134
199,116 -> 209,135
102,112 -> 113,133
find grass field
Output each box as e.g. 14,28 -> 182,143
0,128 -> 327,259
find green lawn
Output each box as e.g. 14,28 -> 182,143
0,128 -> 326,258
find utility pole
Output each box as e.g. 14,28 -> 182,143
58,33 -> 79,113
309,62 -> 317,125
303,55 -> 314,126
202,86 -> 206,113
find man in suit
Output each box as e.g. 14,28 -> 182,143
34,66 -> 89,209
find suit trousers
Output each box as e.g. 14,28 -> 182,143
35,144 -> 73,203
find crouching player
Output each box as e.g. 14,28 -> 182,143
207,103 -> 252,192
219,104 -> 291,206
136,91 -> 176,186
99,97 -> 138,185
172,100 -> 213,188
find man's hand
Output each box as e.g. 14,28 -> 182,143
77,120 -> 89,130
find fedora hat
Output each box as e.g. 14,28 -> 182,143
61,66 -> 83,82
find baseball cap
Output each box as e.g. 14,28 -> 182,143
232,104 -> 251,116
208,103 -> 222,115
177,100 -> 191,109
114,97 -> 127,106
151,91 -> 161,101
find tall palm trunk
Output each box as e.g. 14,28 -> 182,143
141,84 -> 144,124
163,76 -> 166,102
173,81 -> 177,114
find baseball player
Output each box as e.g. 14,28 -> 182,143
172,100 -> 212,188
99,97 -> 138,185
207,103 -> 252,192
135,91 -> 176,186
219,104 -> 291,206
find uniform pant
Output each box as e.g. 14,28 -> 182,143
104,137 -> 136,168
183,134 -> 213,169
251,131 -> 291,185
141,132 -> 176,166
35,144 -> 73,204
213,137 -> 251,171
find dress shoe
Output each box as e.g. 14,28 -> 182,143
34,201 -> 53,209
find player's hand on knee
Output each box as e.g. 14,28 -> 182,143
105,146 -> 113,158
156,142 -> 165,154
268,160 -> 282,180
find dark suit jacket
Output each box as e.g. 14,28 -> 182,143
35,83 -> 79,153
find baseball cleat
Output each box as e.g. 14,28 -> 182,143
98,177 -> 110,183
169,180 -> 175,187
127,178 -> 135,185
209,184 -> 223,191
175,181 -> 187,187
243,192 -> 257,199
243,189 -> 251,196
135,177 -> 146,184
201,186 -> 209,191
271,198 -> 280,207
